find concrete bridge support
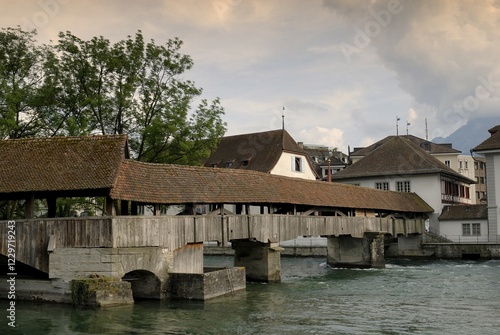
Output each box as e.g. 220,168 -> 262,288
326,233 -> 385,269
49,247 -> 173,300
232,239 -> 284,282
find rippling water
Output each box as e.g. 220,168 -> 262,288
2,257 -> 500,335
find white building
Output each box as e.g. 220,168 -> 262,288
204,129 -> 318,180
333,136 -> 476,234
438,205 -> 488,242
351,135 -> 478,203
473,125 -> 500,242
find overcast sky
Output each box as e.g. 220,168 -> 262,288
2,0 -> 500,152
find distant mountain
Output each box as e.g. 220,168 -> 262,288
433,117 -> 500,154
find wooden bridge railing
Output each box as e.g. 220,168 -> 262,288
0,215 -> 425,273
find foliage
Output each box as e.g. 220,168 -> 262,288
0,27 -> 227,218
0,27 -> 226,165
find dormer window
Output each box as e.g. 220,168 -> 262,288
291,156 -> 304,172
224,161 -> 234,168
241,159 -> 249,167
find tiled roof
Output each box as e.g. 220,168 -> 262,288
0,134 -> 433,214
111,159 -> 433,213
332,136 -> 474,182
438,204 -> 488,220
351,135 -> 461,157
204,129 -> 309,172
473,125 -> 500,152
0,135 -> 128,194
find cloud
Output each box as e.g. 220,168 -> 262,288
298,127 -> 346,151
327,0 -> 500,137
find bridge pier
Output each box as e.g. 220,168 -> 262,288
326,233 -> 385,269
232,239 -> 284,282
49,247 -> 172,301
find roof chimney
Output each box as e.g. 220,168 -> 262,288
488,125 -> 500,136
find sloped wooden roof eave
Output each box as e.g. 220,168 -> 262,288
110,160 -> 433,214
0,134 -> 128,195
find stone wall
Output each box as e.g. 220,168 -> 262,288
170,267 -> 246,300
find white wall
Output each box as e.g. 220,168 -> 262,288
337,174 -> 443,229
439,219 -> 489,242
271,152 -> 317,180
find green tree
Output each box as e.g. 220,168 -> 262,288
0,27 -> 52,139
52,30 -> 226,164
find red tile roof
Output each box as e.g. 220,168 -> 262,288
333,136 -> 474,183
0,135 -> 433,213
111,159 -> 433,213
204,129 -> 311,172
351,135 -> 461,157
0,135 -> 128,194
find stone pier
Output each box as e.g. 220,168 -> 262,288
232,239 -> 284,282
326,233 -> 385,269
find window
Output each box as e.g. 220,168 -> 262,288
472,223 -> 481,236
462,223 -> 471,236
444,160 -> 450,167
459,160 -> 463,169
474,161 -> 478,170
224,161 -> 233,168
480,177 -> 485,184
463,223 -> 481,236
464,161 -> 468,169
375,182 -> 389,191
396,181 -> 411,192
291,156 -> 303,172
241,160 -> 249,167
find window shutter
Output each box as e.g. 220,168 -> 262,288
291,156 -> 295,171
301,156 -> 305,173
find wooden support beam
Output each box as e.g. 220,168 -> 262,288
105,196 -> 116,216
25,192 -> 35,219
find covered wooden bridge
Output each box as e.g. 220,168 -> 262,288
0,135 -> 433,301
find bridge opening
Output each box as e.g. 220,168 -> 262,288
122,270 -> 161,300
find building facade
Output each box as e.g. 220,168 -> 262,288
473,125 -> 500,242
333,136 -> 475,233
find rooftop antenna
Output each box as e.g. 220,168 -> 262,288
282,106 -> 285,130
396,116 -> 400,135
406,121 -> 411,135
425,118 -> 428,140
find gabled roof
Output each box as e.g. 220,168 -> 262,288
351,135 -> 461,157
0,135 -> 128,194
204,129 -> 309,173
473,125 -> 500,152
438,204 -> 488,220
332,136 -> 474,183
111,159 -> 433,213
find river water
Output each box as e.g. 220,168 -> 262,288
2,257 -> 500,335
